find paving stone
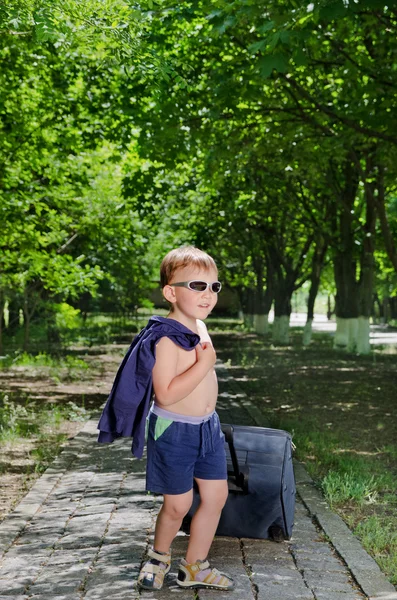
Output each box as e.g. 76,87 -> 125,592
0,578 -> 31,595
303,569 -> 353,588
84,564 -> 139,590
54,534 -> 104,550
74,504 -> 115,516
314,593 -> 365,600
32,565 -> 88,586
75,497 -> 118,507
291,541 -> 337,556
14,532 -> 61,548
24,520 -> 66,533
2,545 -> 51,561
45,548 -> 96,567
27,596 -> 80,600
26,582 -> 81,595
0,556 -> 44,579
312,581 -> 362,593
82,572 -> 138,596
96,540 -> 146,562
84,591 -> 140,600
250,566 -> 304,582
294,557 -> 347,572
254,577 -> 315,600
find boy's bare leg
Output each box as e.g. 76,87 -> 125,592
185,479 -> 228,563
154,490 -> 193,553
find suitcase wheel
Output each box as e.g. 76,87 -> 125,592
269,526 -> 287,543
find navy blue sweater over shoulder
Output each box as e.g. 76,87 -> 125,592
97,316 -> 200,458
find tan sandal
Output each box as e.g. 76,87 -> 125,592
177,558 -> 235,590
137,547 -> 171,590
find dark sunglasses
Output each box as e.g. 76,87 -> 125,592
169,280 -> 222,293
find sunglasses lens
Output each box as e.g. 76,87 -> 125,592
211,282 -> 222,293
189,281 -> 208,291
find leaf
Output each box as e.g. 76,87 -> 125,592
258,52 -> 288,77
268,32 -> 281,51
258,20 -> 275,34
248,40 -> 266,54
293,48 -> 308,67
319,1 -> 348,21
214,15 -> 237,34
280,31 -> 290,45
33,8 -> 58,42
207,10 -> 224,20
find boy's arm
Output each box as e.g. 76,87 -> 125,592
152,336 -> 216,406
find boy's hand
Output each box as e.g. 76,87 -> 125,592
196,342 -> 216,368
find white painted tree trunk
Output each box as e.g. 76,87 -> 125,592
272,315 -> 290,344
333,317 -> 359,352
238,310 -> 244,321
356,316 -> 371,355
346,318 -> 359,352
253,314 -> 269,335
302,319 -> 313,346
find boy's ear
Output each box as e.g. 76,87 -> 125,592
162,285 -> 177,305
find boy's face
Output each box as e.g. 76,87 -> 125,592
163,265 -> 219,322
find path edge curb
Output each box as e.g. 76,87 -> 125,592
294,461 -> 397,600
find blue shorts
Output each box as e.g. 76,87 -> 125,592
146,410 -> 227,495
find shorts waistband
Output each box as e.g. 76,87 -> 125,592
151,404 -> 215,425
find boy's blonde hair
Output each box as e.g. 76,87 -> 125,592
160,246 -> 217,288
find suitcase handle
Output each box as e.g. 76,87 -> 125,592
221,424 -> 249,492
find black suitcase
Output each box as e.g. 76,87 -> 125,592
182,423 -> 296,540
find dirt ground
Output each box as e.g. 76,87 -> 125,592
0,345 -> 124,521
213,330 -> 397,457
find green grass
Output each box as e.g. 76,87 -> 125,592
0,395 -> 89,441
31,433 -> 70,473
0,351 -> 88,370
0,351 -> 91,384
266,416 -> 397,585
355,517 -> 397,585
0,393 -> 91,473
321,471 -> 379,506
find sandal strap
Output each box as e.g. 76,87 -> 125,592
147,548 -> 171,563
141,563 -> 163,575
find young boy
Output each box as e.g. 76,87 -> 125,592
138,246 -> 234,591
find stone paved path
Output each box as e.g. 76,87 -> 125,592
0,364 -> 396,600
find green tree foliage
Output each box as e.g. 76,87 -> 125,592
1,0 -> 397,353
0,6 -> 157,350
120,0 -> 397,348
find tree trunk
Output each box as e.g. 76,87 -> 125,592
333,155 -> 360,351
253,257 -> 273,335
23,312 -> 30,352
357,159 -> 377,355
376,165 -> 397,273
0,290 -> 4,356
22,286 -> 40,353
273,281 -> 292,344
303,238 -> 327,346
244,288 -> 255,328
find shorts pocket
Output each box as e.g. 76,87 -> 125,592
154,416 -> 174,441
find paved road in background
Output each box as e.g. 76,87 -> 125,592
287,313 -> 397,346
0,364 -> 396,600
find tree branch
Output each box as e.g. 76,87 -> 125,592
281,74 -> 397,145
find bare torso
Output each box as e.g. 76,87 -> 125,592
153,319 -> 218,416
